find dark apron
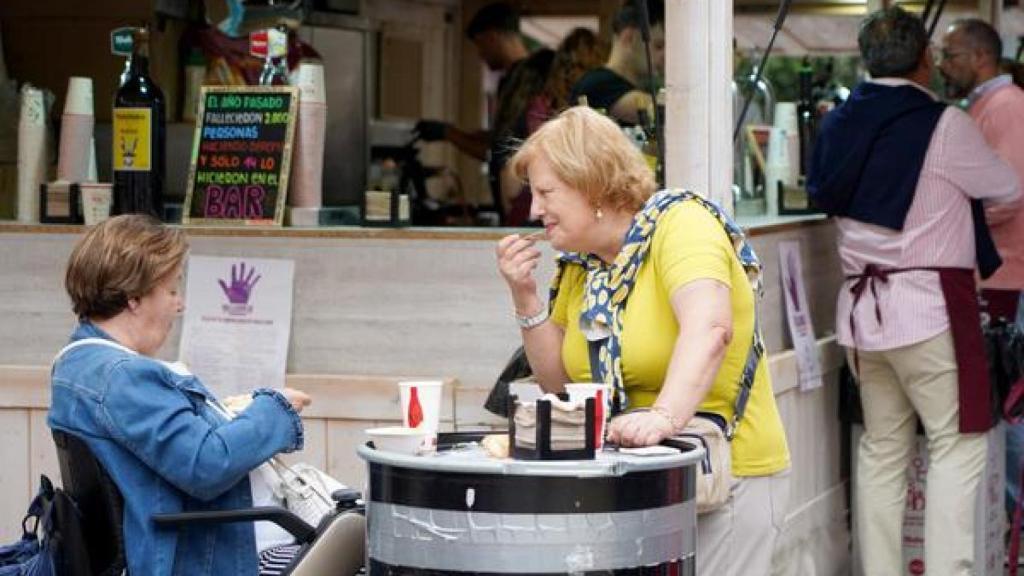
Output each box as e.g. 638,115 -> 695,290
847,265 -> 993,433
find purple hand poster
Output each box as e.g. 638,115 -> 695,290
178,255 -> 294,396
778,241 -> 823,392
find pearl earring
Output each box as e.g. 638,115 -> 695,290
595,208 -> 604,220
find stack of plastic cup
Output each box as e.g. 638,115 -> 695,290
17,85 -> 47,223
289,62 -> 326,212
765,102 -> 800,215
57,77 -> 95,183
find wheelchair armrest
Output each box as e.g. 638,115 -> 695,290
330,489 -> 362,511
152,506 -> 317,543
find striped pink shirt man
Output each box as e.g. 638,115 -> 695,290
835,78 -> 1019,351
971,76 -> 1024,291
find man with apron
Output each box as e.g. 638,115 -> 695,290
807,7 -> 1020,575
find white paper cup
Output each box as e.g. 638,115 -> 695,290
17,86 -> 47,223
564,382 -> 611,448
773,102 -> 798,135
289,101 -> 326,208
64,77 -> 94,116
399,380 -> 444,451
57,113 -> 94,182
80,183 -> 112,225
294,62 -> 326,104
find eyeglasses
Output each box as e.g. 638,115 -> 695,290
933,47 -> 970,64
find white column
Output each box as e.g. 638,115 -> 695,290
663,0 -> 734,213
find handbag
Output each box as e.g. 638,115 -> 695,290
982,317 -> 1024,422
675,413 -> 733,514
207,399 -> 347,530
485,346 -> 533,417
0,477 -> 47,574
0,475 -> 89,576
264,458 -> 347,529
591,320 -> 764,515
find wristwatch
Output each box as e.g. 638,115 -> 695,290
516,306 -> 549,329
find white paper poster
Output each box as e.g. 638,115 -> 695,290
179,255 -> 294,397
779,241 -> 823,391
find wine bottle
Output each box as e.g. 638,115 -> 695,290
797,57 -> 816,178
112,26 -> 166,218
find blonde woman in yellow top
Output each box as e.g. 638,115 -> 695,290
495,106 -> 790,576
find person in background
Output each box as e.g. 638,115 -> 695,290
496,106 -> 790,575
414,2 -> 551,224
526,28 -> 606,133
500,27 -> 606,226
939,17 -> 1024,520
48,215 -> 312,576
808,8 -> 1019,574
494,48 -> 555,225
568,0 -> 664,126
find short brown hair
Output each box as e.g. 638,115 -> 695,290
65,215 -> 187,320
508,106 -> 657,213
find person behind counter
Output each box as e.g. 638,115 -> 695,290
48,214 -> 312,576
498,27 -> 606,226
414,2 -> 552,224
495,106 -> 790,576
568,0 -> 664,126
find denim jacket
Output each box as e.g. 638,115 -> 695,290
48,322 -> 304,576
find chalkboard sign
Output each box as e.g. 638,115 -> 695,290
184,86 -> 298,225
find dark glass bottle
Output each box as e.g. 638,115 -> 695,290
112,26 -> 165,218
797,57 -> 816,178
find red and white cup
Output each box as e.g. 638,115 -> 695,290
564,382 -> 612,449
398,380 -> 444,452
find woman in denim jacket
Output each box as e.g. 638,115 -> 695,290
48,215 -> 311,576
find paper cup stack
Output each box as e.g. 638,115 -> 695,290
290,62 -> 326,210
57,77 -> 95,184
765,102 -> 800,215
17,85 -> 48,223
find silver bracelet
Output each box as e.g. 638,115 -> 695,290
516,306 -> 549,329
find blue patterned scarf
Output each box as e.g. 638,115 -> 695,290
550,189 -> 763,412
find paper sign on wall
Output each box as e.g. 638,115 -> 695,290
178,255 -> 294,397
779,241 -> 823,391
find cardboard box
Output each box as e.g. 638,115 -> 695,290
851,423 -> 1005,576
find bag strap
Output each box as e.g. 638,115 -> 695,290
209,398 -> 334,509
729,316 -> 764,439
52,337 -> 137,367
588,309 -> 763,441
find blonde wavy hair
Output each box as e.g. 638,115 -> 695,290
508,106 -> 656,213
65,214 -> 188,320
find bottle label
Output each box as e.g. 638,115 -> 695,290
112,108 -> 152,171
110,28 -> 134,56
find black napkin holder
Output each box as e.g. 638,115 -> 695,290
508,394 -> 595,461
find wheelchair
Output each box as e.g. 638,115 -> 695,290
51,430 -> 366,576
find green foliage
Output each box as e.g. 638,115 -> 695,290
736,55 -> 862,102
